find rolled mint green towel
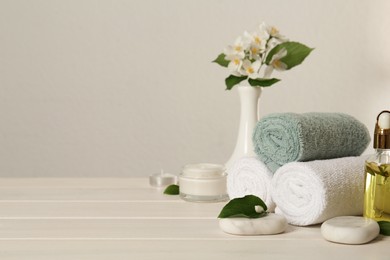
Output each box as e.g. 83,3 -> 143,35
252,113 -> 370,172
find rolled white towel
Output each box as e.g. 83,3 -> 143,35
271,156 -> 366,226
227,157 -> 275,212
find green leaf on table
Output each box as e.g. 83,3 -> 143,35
248,78 -> 280,87
163,184 -> 179,195
265,41 -> 314,69
225,75 -> 248,90
218,195 -> 268,218
212,53 -> 229,67
378,221 -> 390,236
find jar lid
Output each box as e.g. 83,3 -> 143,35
374,110 -> 390,149
182,163 -> 225,178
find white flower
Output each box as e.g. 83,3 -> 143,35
241,59 -> 261,79
264,48 -> 288,78
261,22 -> 288,42
223,36 -> 249,60
227,55 -> 243,76
270,48 -> 288,70
266,38 -> 280,51
244,31 -> 268,60
255,205 -> 264,213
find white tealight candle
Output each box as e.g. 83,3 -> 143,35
149,170 -> 178,188
179,163 -> 228,202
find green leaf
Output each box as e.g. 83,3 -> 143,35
163,184 -> 179,195
366,162 -> 390,177
265,41 -> 314,70
366,163 -> 376,176
379,165 -> 390,177
248,78 -> 280,87
213,53 -> 229,67
378,221 -> 390,236
225,75 -> 248,90
218,195 -> 268,218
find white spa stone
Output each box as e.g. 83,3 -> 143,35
321,216 -> 380,245
219,213 -> 287,235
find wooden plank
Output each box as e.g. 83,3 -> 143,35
0,201 -> 225,218
0,178 -> 180,201
0,218 -> 320,240
0,239 -> 387,260
0,186 -> 180,201
0,218 -> 321,240
0,178 -> 148,189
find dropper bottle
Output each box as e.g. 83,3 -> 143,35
363,110 -> 390,221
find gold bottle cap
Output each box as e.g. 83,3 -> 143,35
374,110 -> 390,149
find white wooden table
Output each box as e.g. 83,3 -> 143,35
0,178 -> 388,259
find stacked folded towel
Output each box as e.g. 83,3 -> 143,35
225,112 -> 371,226
227,157 -> 275,212
252,113 -> 370,172
271,157 -> 366,226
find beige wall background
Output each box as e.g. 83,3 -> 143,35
0,0 -> 389,177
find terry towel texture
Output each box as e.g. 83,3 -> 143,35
227,157 -> 275,212
271,156 -> 366,226
252,112 -> 370,172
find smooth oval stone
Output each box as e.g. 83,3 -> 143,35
321,216 -> 380,244
219,213 -> 287,235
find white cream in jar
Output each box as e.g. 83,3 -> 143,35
179,163 -> 228,202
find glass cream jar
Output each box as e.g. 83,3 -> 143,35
179,163 -> 228,202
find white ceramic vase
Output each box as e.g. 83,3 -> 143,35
225,85 -> 262,171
